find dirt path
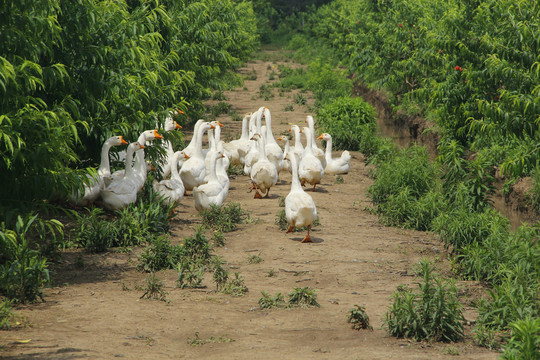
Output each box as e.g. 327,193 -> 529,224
1,51 -> 498,359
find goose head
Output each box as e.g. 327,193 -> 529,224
107,135 -> 128,147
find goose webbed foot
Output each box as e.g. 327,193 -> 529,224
301,225 -> 312,243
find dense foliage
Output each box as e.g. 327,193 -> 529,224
0,0 -> 258,211
269,0 -> 539,351
302,0 -> 539,182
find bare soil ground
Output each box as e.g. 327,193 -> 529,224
1,50 -> 500,359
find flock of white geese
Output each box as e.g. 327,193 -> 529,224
70,106 -> 351,242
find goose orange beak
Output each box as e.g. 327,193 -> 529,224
153,130 -> 164,139
210,124 -> 215,129
139,144 -> 146,149
120,136 -> 128,145
184,153 -> 190,159
317,134 -> 323,140
217,121 -> 224,127
177,109 -> 184,114
175,121 -> 182,130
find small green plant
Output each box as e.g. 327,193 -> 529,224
268,71 -> 276,80
212,257 -> 229,291
71,208 -> 117,253
140,273 -> 168,301
245,68 -> 257,80
283,104 -> 294,111
137,236 -> 184,272
347,305 -> 373,330
229,110 -> 242,122
223,272 -> 248,296
0,299 -> 15,329
294,93 -> 307,105
227,163 -> 244,176
442,346 -> 460,356
384,259 -> 465,342
176,260 -> 205,289
258,84 -> 274,100
247,253 -> 263,264
0,215 -> 50,302
288,287 -> 319,308
212,231 -> 226,247
275,209 -> 288,230
74,254 -> 85,269
181,226 -> 212,264
187,332 -> 235,346
266,268 -> 276,277
472,323 -> 502,350
258,291 -> 286,309
199,203 -> 247,232
278,196 -> 285,207
501,317 -> 540,360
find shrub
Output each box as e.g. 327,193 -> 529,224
0,299 -> 14,329
199,203 -> 247,232
316,96 -> 376,151
501,317 -> 540,360
306,60 -> 353,102
223,272 -> 248,296
277,66 -> 308,89
181,226 -> 213,264
476,267 -> 539,331
176,260 -> 205,289
0,215 -> 50,302
432,207 -> 509,254
258,291 -> 286,309
211,257 -> 229,291
140,273 -> 168,301
136,236 -> 184,273
368,145 -> 437,205
384,259 -> 464,342
70,208 -> 117,253
288,287 -> 319,308
347,305 -> 372,330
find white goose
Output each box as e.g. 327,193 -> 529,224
306,115 -> 326,169
224,113 -> 251,166
161,114 -> 183,179
183,119 -> 206,159
318,133 -> 351,175
289,124 -> 305,162
204,121 -> 225,171
263,108 -> 284,175
237,112 -> 258,165
107,129 -> 163,190
243,108 -> 265,176
285,153 -> 317,243
70,135 -> 128,206
276,136 -> 292,174
298,127 -> 324,191
153,150 -> 188,207
250,133 -> 278,199
100,141 -> 146,210
193,151 -> 227,211
179,121 -> 214,191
